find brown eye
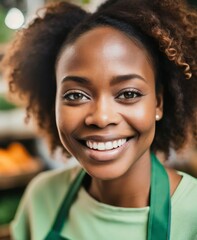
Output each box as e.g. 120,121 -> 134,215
63,90 -> 90,102
117,90 -> 142,99
66,93 -> 85,100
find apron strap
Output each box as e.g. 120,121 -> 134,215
45,230 -> 71,240
52,169 -> 86,232
148,153 -> 171,240
44,170 -> 85,240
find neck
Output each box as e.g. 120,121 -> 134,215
88,153 -> 151,208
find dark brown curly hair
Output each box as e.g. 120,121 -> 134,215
2,0 -> 197,157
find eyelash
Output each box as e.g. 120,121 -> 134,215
62,89 -> 142,103
62,90 -> 90,102
116,89 -> 142,100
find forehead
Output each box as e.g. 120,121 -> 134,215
56,26 -> 155,81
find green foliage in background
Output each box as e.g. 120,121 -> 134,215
0,190 -> 23,224
82,0 -> 90,3
0,7 -> 14,43
0,95 -> 17,111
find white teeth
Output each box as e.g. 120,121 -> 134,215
93,142 -> 97,149
89,141 -> 93,149
98,142 -> 105,151
86,139 -> 127,151
118,139 -> 122,146
106,141 -> 113,150
113,140 -> 118,148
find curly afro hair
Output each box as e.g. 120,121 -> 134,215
2,0 -> 197,157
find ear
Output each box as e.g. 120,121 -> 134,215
155,92 -> 163,121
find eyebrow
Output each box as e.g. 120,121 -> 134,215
61,74 -> 147,85
111,74 -> 147,84
61,76 -> 89,84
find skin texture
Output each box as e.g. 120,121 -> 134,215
56,26 -> 180,207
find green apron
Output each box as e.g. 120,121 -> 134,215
44,153 -> 171,240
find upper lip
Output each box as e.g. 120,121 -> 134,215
76,135 -> 134,142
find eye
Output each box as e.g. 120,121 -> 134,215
62,90 -> 90,102
117,89 -> 142,100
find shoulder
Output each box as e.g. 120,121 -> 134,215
172,171 -> 197,201
25,165 -> 82,197
171,172 -> 197,239
166,167 -> 197,197
10,165 -> 82,240
174,171 -> 197,196
171,171 -> 197,219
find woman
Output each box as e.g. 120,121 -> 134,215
2,0 -> 197,239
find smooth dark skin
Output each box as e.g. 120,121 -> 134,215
56,27 -> 181,208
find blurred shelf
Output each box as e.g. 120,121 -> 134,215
0,108 -> 36,139
0,162 -> 43,190
0,137 -> 48,192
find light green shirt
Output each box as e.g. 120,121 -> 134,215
11,167 -> 197,240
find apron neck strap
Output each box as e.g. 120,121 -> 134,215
148,153 -> 171,240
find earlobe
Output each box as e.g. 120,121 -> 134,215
155,93 -> 163,121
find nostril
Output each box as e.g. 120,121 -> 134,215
85,113 -> 108,124
85,113 -> 120,129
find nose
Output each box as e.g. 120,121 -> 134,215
85,97 -> 121,128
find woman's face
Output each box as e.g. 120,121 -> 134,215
55,26 -> 163,180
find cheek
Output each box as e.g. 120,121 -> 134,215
56,106 -> 76,134
124,99 -> 156,132
55,104 -> 81,153
55,102 -> 86,137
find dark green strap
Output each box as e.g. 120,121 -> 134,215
148,153 -> 171,240
52,169 -> 86,232
44,169 -> 85,240
45,230 -> 70,240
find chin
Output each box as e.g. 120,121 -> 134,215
81,162 -> 130,181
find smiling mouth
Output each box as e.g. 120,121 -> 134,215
86,139 -> 127,151
79,137 -> 133,151
76,136 -> 136,162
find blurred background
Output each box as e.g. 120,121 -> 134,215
0,0 -> 196,239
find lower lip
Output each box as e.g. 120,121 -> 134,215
84,139 -> 132,162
